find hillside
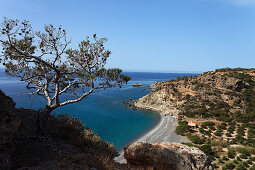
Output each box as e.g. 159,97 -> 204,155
135,68 -> 255,169
136,68 -> 255,123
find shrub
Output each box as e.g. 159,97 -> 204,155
226,133 -> 232,137
202,121 -> 215,127
242,161 -> 249,168
247,159 -> 252,165
236,146 -> 254,156
239,154 -> 248,159
186,134 -> 204,144
175,121 -> 188,135
218,158 -> 224,163
223,156 -> 229,161
233,159 -> 239,164
181,142 -> 196,147
215,131 -> 222,136
224,162 -> 236,169
227,150 -> 236,159
200,145 -> 214,156
211,140 -> 228,148
250,164 -> 255,170
213,163 -> 219,168
236,163 -> 247,170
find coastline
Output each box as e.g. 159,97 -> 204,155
114,110 -> 189,164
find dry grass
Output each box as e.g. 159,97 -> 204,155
48,113 -> 118,169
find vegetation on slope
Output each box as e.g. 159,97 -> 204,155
151,68 -> 255,169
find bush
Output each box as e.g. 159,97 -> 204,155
236,163 -> 247,170
227,150 -> 236,159
239,154 -> 248,159
247,159 -> 252,165
187,134 -> 204,144
223,156 -> 229,161
200,145 -> 214,156
175,121 -> 188,135
226,133 -> 232,137
202,121 -> 215,127
181,142 -> 196,147
250,164 -> 255,170
242,161 -> 249,168
236,146 -> 254,156
233,159 -> 239,164
222,155 -> 229,161
215,131 -> 223,136
218,158 -> 224,163
224,162 -> 236,169
213,163 -> 219,168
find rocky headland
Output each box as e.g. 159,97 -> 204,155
135,68 -> 255,122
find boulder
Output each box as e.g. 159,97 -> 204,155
124,142 -> 213,170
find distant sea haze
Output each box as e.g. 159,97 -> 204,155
0,69 -> 197,150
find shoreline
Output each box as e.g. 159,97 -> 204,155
114,110 -> 189,164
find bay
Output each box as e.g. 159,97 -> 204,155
0,69 -> 197,150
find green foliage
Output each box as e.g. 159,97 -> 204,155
213,163 -> 219,168
199,144 -> 214,156
175,121 -> 188,135
250,164 -> 255,170
215,130 -> 223,137
202,121 -> 215,127
233,159 -> 239,164
181,142 -> 196,147
236,163 -> 247,170
237,156 -> 242,161
223,156 -> 229,161
223,162 -> 236,169
227,150 -> 236,159
218,158 -> 224,164
186,134 -> 204,144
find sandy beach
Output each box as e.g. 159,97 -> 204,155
114,112 -> 189,164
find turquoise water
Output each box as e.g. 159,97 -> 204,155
0,70 -> 197,150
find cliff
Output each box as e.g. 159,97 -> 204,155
135,68 -> 255,122
124,142 -> 213,170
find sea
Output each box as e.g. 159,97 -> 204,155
0,69 -> 197,150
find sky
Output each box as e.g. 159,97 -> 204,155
0,0 -> 255,72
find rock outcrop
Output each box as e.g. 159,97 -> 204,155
124,142 -> 213,170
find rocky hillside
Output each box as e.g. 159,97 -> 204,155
135,68 -> 255,122
0,90 -> 118,170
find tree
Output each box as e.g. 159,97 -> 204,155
0,18 -> 131,115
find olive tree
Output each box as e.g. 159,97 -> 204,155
0,18 -> 130,115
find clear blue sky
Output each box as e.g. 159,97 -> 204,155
1,0 -> 255,72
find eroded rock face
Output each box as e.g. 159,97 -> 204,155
124,142 -> 213,170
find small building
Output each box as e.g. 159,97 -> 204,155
188,121 -> 197,129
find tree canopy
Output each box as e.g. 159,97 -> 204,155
0,18 -> 131,113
